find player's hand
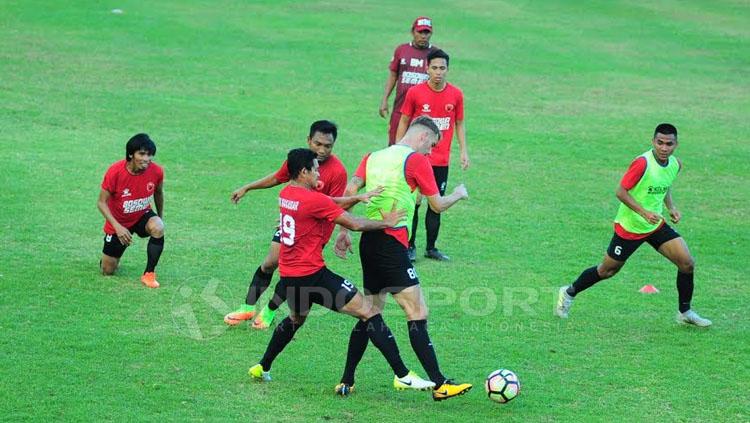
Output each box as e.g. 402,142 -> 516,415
115,224 -> 132,246
640,210 -> 663,224
379,99 -> 389,118
230,187 -> 247,204
668,208 -> 681,224
334,231 -> 353,259
380,201 -> 407,227
453,184 -> 469,200
359,186 -> 384,204
460,151 -> 470,170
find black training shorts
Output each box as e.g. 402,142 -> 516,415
272,228 -> 281,243
274,267 -> 358,315
607,223 -> 681,262
359,230 -> 420,295
102,210 -> 158,258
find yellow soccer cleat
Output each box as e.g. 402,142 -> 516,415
432,379 -> 472,401
248,364 -> 271,382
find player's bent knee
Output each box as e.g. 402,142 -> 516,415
147,220 -> 164,238
261,260 -> 279,273
679,258 -> 695,274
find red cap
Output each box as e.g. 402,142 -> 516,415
412,16 -> 433,32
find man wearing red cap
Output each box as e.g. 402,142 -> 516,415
379,16 -> 438,145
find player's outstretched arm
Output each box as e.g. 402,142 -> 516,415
333,176 -> 366,259
615,186 -> 662,224
334,206 -> 406,233
231,172 -> 280,204
97,189 -> 132,245
425,183 -> 469,214
331,185 -> 384,209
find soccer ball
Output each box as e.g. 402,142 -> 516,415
485,369 -> 520,403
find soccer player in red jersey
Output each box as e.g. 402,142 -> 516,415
248,149 -> 431,393
333,117 -> 472,401
97,134 -> 165,288
396,49 -> 469,262
224,120 -> 348,327
379,16 -> 438,145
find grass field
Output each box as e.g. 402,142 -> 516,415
1,0 -> 749,421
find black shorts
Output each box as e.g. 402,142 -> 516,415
272,228 -> 281,243
359,230 -> 420,295
274,267 -> 358,315
102,210 -> 157,258
606,223 -> 681,262
432,166 -> 449,196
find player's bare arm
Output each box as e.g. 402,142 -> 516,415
331,185 -> 384,209
664,188 -> 681,223
333,204 -> 406,232
231,172 -> 281,204
154,182 -> 164,218
456,119 -> 469,170
616,186 -> 662,224
425,183 -> 469,213
395,114 -> 412,141
380,71 -> 398,118
333,176 -> 365,258
97,189 -> 132,245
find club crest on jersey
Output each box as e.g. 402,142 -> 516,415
400,58 -> 406,65
421,103 -> 431,113
122,188 -> 131,197
147,182 -> 155,192
445,103 -> 454,112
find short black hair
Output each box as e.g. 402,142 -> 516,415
427,49 -> 449,67
309,120 -> 338,141
654,123 -> 677,138
410,115 -> 442,141
287,148 -> 317,179
125,133 -> 156,161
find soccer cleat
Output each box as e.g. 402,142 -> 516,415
407,246 -> 417,263
394,371 -> 436,391
140,272 -> 160,288
424,248 -> 450,261
432,379 -> 472,401
676,310 -> 712,327
334,383 -> 355,397
248,364 -> 271,382
252,308 -> 276,330
555,286 -> 574,318
223,307 -> 256,326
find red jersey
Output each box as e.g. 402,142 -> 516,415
389,43 -> 438,114
400,82 -> 464,166
354,151 -> 438,247
274,154 -> 347,240
274,154 -> 347,197
277,185 -> 345,277
101,160 -> 164,234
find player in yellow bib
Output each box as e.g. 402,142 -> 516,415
556,124 -> 711,327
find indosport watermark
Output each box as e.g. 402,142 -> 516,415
171,278 -> 564,341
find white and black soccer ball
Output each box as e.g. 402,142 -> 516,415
485,369 -> 520,403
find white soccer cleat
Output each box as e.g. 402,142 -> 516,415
555,286 -> 574,318
676,310 -> 712,327
393,371 -> 436,391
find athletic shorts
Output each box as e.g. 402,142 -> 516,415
606,223 -> 681,262
272,228 -> 281,243
275,267 -> 358,315
102,210 -> 157,258
432,165 -> 449,196
359,230 -> 420,295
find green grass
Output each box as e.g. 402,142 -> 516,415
1,0 -> 749,421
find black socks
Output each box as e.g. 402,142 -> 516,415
145,236 -> 164,273
407,319 -> 445,385
567,266 -> 602,297
246,266 -> 273,305
677,271 -> 694,313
